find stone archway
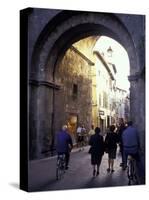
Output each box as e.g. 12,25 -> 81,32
29,10 -> 145,160
31,11 -> 139,76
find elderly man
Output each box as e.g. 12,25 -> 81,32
56,125 -> 73,169
122,121 -> 140,169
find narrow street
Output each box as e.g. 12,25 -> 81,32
29,146 -> 130,192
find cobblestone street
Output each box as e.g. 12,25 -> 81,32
28,146 -> 131,192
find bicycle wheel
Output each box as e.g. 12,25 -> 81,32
127,158 -> 138,185
127,155 -> 136,185
131,159 -> 139,185
56,159 -> 62,180
127,159 -> 132,185
56,156 -> 65,180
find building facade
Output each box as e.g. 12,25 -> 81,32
93,51 -> 115,133
54,38 -> 95,145
115,87 -> 130,124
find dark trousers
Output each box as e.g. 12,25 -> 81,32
58,152 -> 70,167
119,144 -> 125,164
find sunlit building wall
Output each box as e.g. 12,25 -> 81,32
115,87 -> 130,124
93,51 -> 117,134
90,64 -> 98,127
55,37 -> 98,144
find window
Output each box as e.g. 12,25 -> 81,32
72,84 -> 78,99
103,92 -> 108,108
99,94 -> 102,106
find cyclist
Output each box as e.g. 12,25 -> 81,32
122,121 -> 140,170
56,125 -> 73,170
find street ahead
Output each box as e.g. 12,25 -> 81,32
28,146 -> 130,192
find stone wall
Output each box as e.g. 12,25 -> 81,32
54,44 -> 93,143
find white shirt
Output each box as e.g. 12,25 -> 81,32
77,127 -> 82,133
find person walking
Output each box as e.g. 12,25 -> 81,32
87,125 -> 95,146
88,125 -> 95,138
81,124 -> 87,147
104,125 -> 119,173
117,118 -> 126,169
76,124 -> 82,150
56,125 -> 73,169
77,124 -> 85,151
89,127 -> 105,176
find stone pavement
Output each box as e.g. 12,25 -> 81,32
28,146 -> 138,192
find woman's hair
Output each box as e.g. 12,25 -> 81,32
109,125 -> 115,132
91,124 -> 94,129
95,127 -> 101,134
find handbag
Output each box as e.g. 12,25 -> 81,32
104,147 -> 109,153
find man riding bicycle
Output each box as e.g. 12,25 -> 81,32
122,121 -> 140,170
56,125 -> 73,170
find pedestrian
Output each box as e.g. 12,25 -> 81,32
117,118 -> 126,169
104,125 -> 119,173
56,125 -> 73,169
89,127 -> 105,176
81,124 -> 87,146
76,124 -> 84,151
88,125 -> 95,138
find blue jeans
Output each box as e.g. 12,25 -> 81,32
123,147 -> 138,164
58,152 -> 70,167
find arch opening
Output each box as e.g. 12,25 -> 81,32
53,35 -> 130,145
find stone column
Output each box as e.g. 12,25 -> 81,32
128,70 -> 145,152
29,79 -> 61,160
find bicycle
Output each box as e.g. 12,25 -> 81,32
127,154 -> 139,185
56,154 -> 66,180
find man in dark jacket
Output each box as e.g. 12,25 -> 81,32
56,125 -> 73,169
89,127 -> 105,176
122,121 -> 145,183
122,121 -> 140,168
